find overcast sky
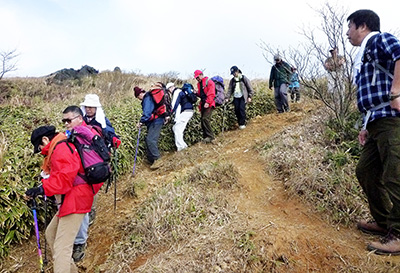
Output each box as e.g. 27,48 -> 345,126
1,0 -> 398,79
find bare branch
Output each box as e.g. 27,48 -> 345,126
0,49 -> 19,80
259,2 -> 357,129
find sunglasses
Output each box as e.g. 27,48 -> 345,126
62,115 -> 80,124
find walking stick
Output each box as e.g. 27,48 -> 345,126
132,127 -> 141,177
105,143 -> 119,211
222,102 -> 227,134
43,196 -> 48,266
29,198 -> 45,273
113,146 -> 118,211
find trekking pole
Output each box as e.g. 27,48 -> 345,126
222,102 -> 227,134
132,127 -> 141,177
29,198 -> 45,273
113,146 -> 118,212
43,196 -> 48,266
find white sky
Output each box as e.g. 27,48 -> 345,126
1,0 -> 398,79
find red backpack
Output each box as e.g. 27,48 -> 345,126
148,88 -> 167,120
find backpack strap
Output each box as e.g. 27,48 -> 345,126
363,33 -> 394,84
55,139 -> 74,154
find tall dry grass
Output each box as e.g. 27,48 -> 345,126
259,106 -> 369,226
101,161 -> 272,272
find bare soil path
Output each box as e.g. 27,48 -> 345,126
3,103 -> 400,272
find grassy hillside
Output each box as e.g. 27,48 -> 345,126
0,72 -> 275,258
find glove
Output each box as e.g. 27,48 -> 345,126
113,137 -> 121,148
25,185 -> 44,198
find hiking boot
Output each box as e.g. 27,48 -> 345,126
72,243 -> 86,263
367,233 -> 400,255
150,159 -> 163,170
89,208 -> 96,226
202,137 -> 214,143
239,125 -> 246,130
357,220 -> 388,236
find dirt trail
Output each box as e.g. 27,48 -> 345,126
3,103 -> 399,272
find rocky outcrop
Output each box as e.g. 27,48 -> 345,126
45,65 -> 98,85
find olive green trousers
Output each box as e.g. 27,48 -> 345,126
356,117 -> 400,234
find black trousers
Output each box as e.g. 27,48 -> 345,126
233,97 -> 246,126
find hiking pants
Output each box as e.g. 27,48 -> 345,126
74,213 -> 89,244
233,96 -> 246,126
46,212 -> 85,273
201,107 -> 215,140
290,87 -> 300,102
146,120 -> 163,163
173,110 -> 193,151
356,117 -> 400,233
274,84 -> 289,113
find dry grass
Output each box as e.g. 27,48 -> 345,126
259,107 -> 369,226
100,160 -> 272,272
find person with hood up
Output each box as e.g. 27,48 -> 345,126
226,66 -> 254,129
194,70 -> 215,143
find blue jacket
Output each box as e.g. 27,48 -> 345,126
289,72 -> 300,88
172,89 -> 194,113
140,93 -> 164,125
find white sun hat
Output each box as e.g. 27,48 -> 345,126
80,94 -> 102,107
80,94 -> 107,128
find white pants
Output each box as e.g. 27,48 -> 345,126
173,110 -> 193,151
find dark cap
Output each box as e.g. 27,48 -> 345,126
230,66 -> 242,75
134,86 -> 145,98
30,125 -> 56,153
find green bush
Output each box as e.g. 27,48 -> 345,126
0,73 -> 274,258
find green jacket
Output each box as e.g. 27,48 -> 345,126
269,61 -> 292,88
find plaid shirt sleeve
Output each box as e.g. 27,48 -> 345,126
357,32 -> 400,123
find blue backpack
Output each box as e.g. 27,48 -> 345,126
182,83 -> 197,103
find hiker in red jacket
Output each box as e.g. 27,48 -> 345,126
26,123 -> 102,273
194,70 -> 216,143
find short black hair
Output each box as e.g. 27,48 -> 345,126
63,105 -> 83,116
347,9 -> 380,32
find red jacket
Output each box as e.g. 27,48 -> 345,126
196,77 -> 216,111
41,133 -> 102,217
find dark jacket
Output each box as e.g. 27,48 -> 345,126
84,116 -> 119,147
172,88 -> 194,113
140,92 -> 164,125
269,61 -> 292,88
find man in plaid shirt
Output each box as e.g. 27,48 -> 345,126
347,9 -> 400,255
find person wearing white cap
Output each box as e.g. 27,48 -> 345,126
167,82 -> 195,151
71,94 -> 120,262
80,94 -> 121,149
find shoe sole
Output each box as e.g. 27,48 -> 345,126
367,245 -> 400,256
